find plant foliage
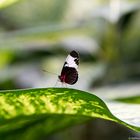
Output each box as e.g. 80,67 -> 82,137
0,88 -> 139,140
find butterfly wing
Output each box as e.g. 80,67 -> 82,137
59,50 -> 79,85
60,67 -> 78,85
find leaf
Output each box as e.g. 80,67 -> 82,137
0,88 -> 139,140
0,114 -> 91,140
0,0 -> 20,9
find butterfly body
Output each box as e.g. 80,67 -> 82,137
58,50 -> 79,85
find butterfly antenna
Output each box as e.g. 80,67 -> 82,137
42,69 -> 58,76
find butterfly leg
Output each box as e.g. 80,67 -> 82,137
65,83 -> 67,88
63,83 -> 67,88
54,78 -> 59,87
60,82 -> 67,88
61,82 -> 64,87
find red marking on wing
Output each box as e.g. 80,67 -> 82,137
58,67 -> 78,85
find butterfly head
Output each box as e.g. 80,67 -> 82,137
58,75 -> 65,83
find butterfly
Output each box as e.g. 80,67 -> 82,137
58,50 -> 79,85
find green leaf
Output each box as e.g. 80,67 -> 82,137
114,95 -> 140,104
0,0 -> 20,9
0,114 -> 91,140
0,88 -> 139,140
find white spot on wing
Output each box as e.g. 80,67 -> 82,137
65,55 -> 78,69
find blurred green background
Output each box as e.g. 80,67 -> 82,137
0,0 -> 140,139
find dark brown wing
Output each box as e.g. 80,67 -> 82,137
61,67 -> 78,85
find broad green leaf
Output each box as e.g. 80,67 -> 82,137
0,0 -> 20,9
0,114 -> 91,140
0,88 -> 139,140
114,95 -> 140,104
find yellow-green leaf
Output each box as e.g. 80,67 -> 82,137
0,88 -> 139,140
